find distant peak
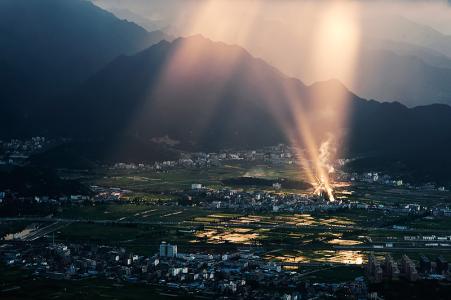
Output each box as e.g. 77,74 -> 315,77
173,34 -> 211,44
182,34 -> 208,40
309,78 -> 346,89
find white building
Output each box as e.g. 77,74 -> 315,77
159,242 -> 177,258
167,244 -> 178,258
160,242 -> 168,257
191,183 -> 202,190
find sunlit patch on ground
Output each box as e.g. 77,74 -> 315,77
194,227 -> 262,245
273,214 -> 355,227
265,250 -> 365,265
232,215 -> 264,224
327,239 -> 362,246
275,214 -> 316,226
264,253 -> 308,263
317,217 -> 355,226
313,250 -> 364,265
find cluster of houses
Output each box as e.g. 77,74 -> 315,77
111,144 -> 296,171
346,171 -> 448,192
90,186 -> 132,202
184,187 -> 348,213
178,186 -> 449,219
0,136 -> 56,165
1,241 -> 369,299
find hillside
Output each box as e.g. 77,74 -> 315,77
0,0 -> 167,137
49,35 -> 451,182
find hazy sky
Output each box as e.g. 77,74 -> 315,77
92,0 -> 451,35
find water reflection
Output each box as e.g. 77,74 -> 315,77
194,227 -> 262,245
314,250 -> 364,265
265,250 -> 365,265
274,214 -> 356,227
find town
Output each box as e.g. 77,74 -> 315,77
1,241 -> 371,299
1,140 -> 451,299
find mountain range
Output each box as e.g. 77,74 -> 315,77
149,12 -> 451,107
50,34 -> 451,183
1,0 -> 451,183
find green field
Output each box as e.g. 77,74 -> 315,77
68,162 -> 311,194
4,161 -> 451,291
49,201 -> 451,263
347,183 -> 451,207
405,216 -> 451,230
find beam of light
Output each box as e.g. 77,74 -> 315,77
178,0 -> 263,45
128,0 -> 265,145
303,0 -> 361,201
192,1 -> 361,202
251,0 -> 361,201
124,0 -> 361,202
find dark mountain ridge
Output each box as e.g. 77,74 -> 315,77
43,35 -> 451,182
0,0 -> 167,137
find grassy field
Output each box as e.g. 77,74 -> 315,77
405,216 -> 451,230
57,222 -> 186,255
60,204 -> 445,232
347,183 -> 451,207
54,203 -> 451,258
7,160 -> 451,272
57,204 -> 212,222
65,160 -> 451,212
72,162 -> 311,193
3,162 -> 451,298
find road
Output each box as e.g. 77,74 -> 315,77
20,222 -> 71,241
1,221 -> 71,242
1,217 -> 450,234
334,245 -> 451,251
